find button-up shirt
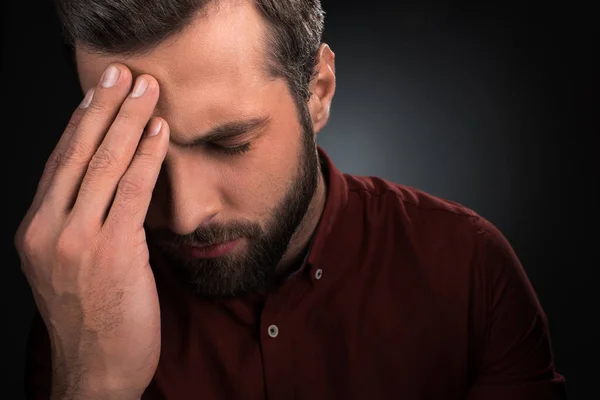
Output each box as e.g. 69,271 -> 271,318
25,148 -> 567,399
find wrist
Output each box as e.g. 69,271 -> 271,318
49,338 -> 149,399
51,374 -> 145,400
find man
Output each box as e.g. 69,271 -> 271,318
17,0 -> 566,399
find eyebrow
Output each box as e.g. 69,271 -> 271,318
170,116 -> 271,148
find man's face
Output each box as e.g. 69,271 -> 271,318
74,1 -> 322,298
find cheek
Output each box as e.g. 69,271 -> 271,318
226,130 -> 301,216
224,150 -> 290,215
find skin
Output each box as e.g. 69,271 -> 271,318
15,0 -> 335,398
76,0 -> 336,297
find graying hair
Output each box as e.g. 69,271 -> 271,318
53,0 -> 325,107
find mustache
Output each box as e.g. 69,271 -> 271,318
148,220 -> 262,249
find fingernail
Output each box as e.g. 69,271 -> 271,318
131,78 -> 149,98
101,65 -> 120,88
148,120 -> 162,137
79,88 -> 95,109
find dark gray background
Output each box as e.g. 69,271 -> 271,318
1,0 -> 594,398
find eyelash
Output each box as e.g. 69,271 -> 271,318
212,142 -> 251,156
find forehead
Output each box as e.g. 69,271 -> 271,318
75,0 -> 280,133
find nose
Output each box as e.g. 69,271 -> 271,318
161,156 -> 223,235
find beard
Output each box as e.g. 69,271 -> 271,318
147,107 -> 320,299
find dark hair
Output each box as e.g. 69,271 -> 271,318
53,0 -> 325,109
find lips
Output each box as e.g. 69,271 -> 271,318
182,239 -> 241,259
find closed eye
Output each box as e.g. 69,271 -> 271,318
210,142 -> 251,156
171,116 -> 271,150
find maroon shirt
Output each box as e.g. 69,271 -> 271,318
25,148 -> 567,399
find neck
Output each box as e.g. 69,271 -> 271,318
274,167 -> 327,279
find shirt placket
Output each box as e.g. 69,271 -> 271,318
259,268 -> 318,400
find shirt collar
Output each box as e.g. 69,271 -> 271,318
304,147 -> 349,270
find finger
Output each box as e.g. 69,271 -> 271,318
16,89 -> 96,246
71,74 -> 160,226
104,117 -> 169,232
28,89 -> 94,213
41,63 -> 134,214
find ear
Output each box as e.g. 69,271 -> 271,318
308,44 -> 336,134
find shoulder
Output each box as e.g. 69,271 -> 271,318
343,173 -> 484,233
342,173 -> 511,275
340,174 -> 531,310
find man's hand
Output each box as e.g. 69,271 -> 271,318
15,64 -> 169,399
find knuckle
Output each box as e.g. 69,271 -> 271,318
62,139 -> 93,166
135,143 -> 158,161
13,226 -> 24,253
88,146 -> 120,172
115,106 -> 134,122
117,174 -> 146,199
18,215 -> 46,257
19,228 -> 37,257
64,115 -> 80,135
86,95 -> 107,114
55,229 -> 85,263
44,150 -> 62,173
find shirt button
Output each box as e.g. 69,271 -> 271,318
268,324 -> 279,338
315,268 -> 323,280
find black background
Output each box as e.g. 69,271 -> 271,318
1,0 -> 595,398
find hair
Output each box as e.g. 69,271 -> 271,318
53,0 -> 325,110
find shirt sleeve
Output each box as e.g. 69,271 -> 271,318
24,310 -> 53,400
466,217 -> 568,400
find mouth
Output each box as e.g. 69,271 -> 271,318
181,238 -> 242,259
